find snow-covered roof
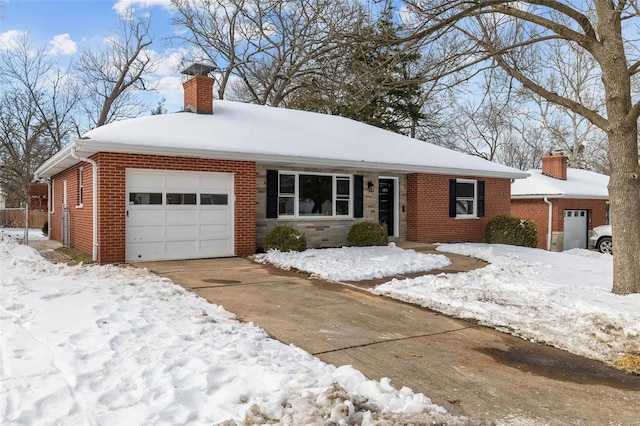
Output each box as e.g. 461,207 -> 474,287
35,100 -> 528,179
511,168 -> 609,199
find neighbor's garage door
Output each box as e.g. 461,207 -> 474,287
126,169 -> 234,262
563,209 -> 587,250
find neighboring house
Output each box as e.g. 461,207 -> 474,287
34,65 -> 528,263
511,152 -> 609,251
28,183 -> 48,211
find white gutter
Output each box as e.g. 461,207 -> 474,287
70,147 -> 98,262
543,197 -> 553,251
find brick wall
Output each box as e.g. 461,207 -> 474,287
49,163 -> 94,255
511,198 -> 608,250
51,153 -> 256,263
183,74 -> 214,114
407,173 -> 511,243
255,165 -> 407,249
541,152 -> 567,180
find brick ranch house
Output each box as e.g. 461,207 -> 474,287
34,66 -> 528,263
511,152 -> 609,251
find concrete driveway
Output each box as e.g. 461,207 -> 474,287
136,252 -> 639,425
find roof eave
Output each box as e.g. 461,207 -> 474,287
38,139 -> 530,180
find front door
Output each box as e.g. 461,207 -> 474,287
378,179 -> 394,236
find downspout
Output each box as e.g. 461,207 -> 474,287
70,147 -> 98,262
543,197 -> 552,251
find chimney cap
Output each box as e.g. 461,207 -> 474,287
181,63 -> 215,76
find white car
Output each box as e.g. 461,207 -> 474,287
589,225 -> 612,254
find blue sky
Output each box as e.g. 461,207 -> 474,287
1,0 -> 185,111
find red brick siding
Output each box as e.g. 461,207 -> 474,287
49,164 -> 94,255
183,74 -> 214,114
510,199 -> 551,249
541,152 -> 567,180
407,174 -> 511,243
511,198 -> 608,250
51,153 -> 255,263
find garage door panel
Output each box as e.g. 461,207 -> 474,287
127,226 -> 165,241
200,224 -> 230,238
199,209 -> 231,224
166,225 -> 198,240
166,240 -> 199,254
200,239 -> 232,253
564,210 -> 587,250
128,209 -> 164,226
129,172 -> 165,189
166,209 -> 198,223
128,241 -> 166,260
126,169 -> 234,262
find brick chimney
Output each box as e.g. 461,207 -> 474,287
541,151 -> 568,180
181,63 -> 215,114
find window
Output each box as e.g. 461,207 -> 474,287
77,167 -> 84,206
129,192 -> 162,205
200,194 -> 228,205
455,180 -> 476,216
276,172 -> 351,217
167,193 -> 196,205
449,179 -> 484,218
51,178 -> 55,213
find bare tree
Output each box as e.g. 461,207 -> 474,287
519,37 -> 609,170
172,0 -> 361,106
0,34 -> 78,206
404,0 -> 640,294
77,9 -> 157,129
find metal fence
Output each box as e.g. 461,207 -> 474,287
0,208 -> 48,245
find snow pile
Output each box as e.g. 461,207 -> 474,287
372,243 -> 640,363
0,239 -> 476,425
253,245 -> 451,281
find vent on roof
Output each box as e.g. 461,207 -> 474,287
182,63 -> 215,114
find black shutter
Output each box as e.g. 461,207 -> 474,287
477,180 -> 485,217
354,175 -> 364,218
449,179 -> 457,217
266,170 -> 278,218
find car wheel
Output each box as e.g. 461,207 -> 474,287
597,237 -> 613,254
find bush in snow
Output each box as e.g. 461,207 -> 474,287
41,221 -> 48,236
264,225 -> 307,252
348,221 -> 388,247
484,214 -> 538,248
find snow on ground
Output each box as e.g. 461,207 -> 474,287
371,243 -> 640,364
253,244 -> 451,281
0,239 -> 482,426
0,228 -> 47,242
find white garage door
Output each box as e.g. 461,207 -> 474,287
563,209 -> 587,250
126,169 -> 234,262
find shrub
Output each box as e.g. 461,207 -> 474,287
348,221 -> 388,247
41,221 -> 48,236
485,215 -> 538,248
264,225 -> 306,252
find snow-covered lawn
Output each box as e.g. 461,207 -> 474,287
253,244 -> 451,281
1,239 -> 476,426
0,228 -> 48,242
257,244 -> 640,365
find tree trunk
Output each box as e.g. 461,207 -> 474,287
596,0 -> 640,295
607,125 -> 640,295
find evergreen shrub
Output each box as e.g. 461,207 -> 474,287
264,225 -> 306,252
348,221 -> 389,247
485,215 -> 538,248
42,221 -> 48,236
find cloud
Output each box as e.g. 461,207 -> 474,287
113,0 -> 173,16
0,30 -> 26,51
47,33 -> 77,56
